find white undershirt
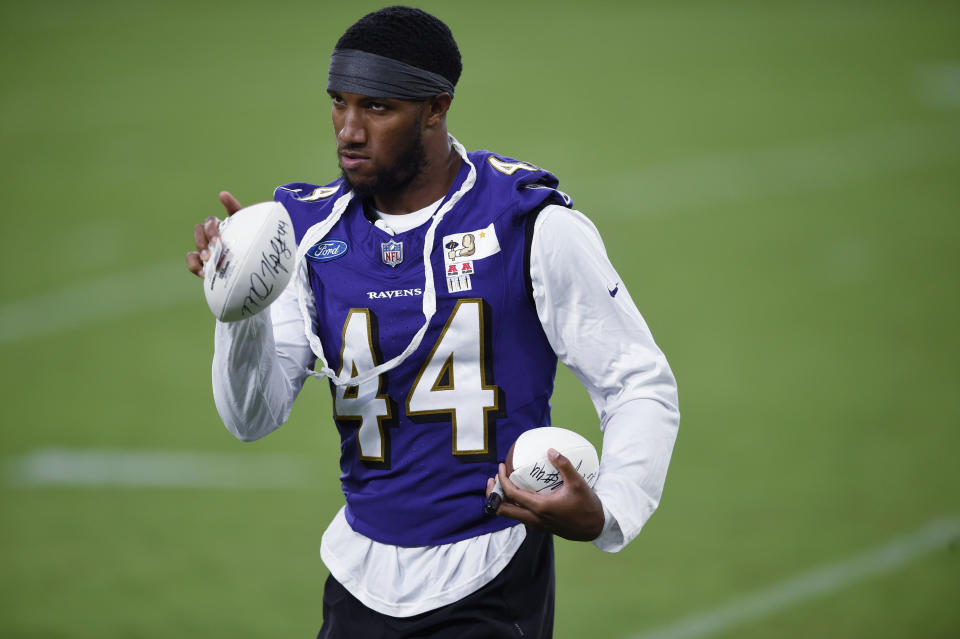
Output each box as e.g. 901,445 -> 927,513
373,196 -> 443,235
212,204 -> 680,617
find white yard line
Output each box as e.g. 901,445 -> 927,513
583,121 -> 960,219
1,121 -> 958,344
0,259 -> 197,345
5,449 -> 958,634
4,448 -> 319,490
917,62 -> 960,108
628,517 -> 960,639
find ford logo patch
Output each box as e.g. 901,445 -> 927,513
306,239 -> 348,262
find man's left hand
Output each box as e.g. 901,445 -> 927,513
485,448 -> 605,541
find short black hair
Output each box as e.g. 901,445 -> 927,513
335,6 -> 462,89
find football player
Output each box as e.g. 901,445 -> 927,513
186,6 -> 679,638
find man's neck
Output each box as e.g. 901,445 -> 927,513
373,142 -> 461,215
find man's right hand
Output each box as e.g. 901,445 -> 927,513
185,191 -> 244,278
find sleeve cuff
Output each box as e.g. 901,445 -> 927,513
592,498 -> 626,552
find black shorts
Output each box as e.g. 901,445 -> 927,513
317,528 -> 555,639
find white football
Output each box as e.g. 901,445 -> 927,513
507,426 -> 600,493
203,201 -> 295,322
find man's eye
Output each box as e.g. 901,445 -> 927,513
369,102 -> 387,111
331,95 -> 345,106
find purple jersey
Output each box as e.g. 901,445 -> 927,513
275,150 -> 572,546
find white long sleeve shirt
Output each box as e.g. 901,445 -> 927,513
212,203 -> 679,617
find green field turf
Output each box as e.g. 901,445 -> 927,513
2,1 -> 959,637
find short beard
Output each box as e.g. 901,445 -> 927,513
341,122 -> 426,202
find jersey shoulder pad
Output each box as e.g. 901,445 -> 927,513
469,150 -> 572,211
274,179 -> 344,205
274,179 -> 346,242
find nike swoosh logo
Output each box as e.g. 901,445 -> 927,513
608,284 -> 619,297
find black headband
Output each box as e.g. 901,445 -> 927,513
327,48 -> 455,100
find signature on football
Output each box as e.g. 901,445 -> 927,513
527,459 -> 597,493
241,220 -> 293,317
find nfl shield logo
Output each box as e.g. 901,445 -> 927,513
381,239 -> 403,267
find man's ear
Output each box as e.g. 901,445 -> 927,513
424,93 -> 452,127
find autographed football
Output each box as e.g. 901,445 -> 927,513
203,201 -> 295,322
506,427 -> 600,493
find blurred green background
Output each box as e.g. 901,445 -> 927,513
2,0 -> 958,637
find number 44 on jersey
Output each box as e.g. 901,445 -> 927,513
333,299 -> 500,465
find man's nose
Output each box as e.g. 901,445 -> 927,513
338,108 -> 366,146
